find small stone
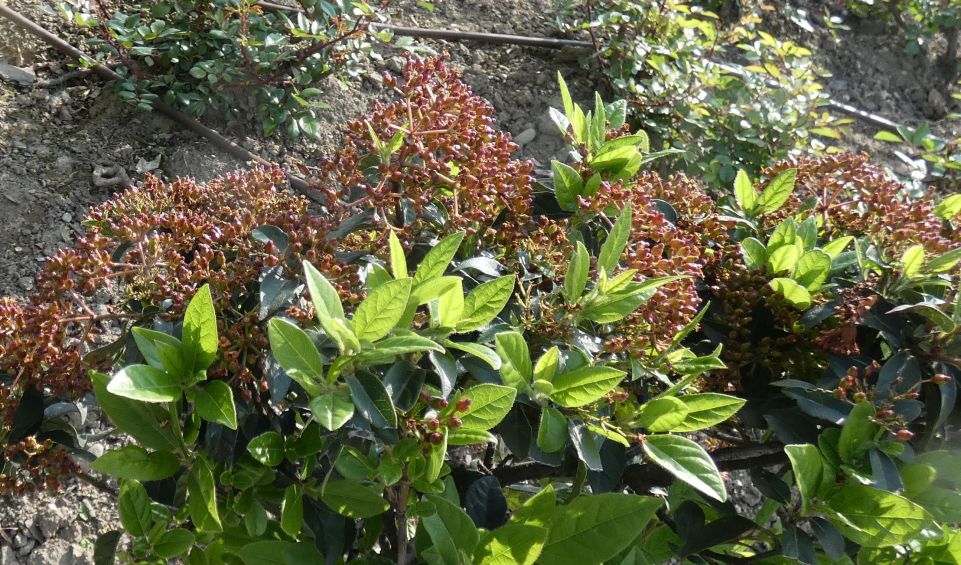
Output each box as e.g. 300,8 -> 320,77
1,544 -> 20,565
514,128 -> 537,146
54,156 -> 75,175
15,538 -> 34,558
61,212 -> 72,223
0,64 -> 35,85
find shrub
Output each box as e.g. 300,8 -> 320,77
559,0 -> 841,185
61,0 -> 384,137
3,57 -> 961,562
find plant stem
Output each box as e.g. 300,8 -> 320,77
395,470 -> 411,565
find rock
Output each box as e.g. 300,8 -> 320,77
514,128 -> 537,146
61,213 -> 72,223
164,142 -> 242,183
0,64 -> 35,85
28,539 -> 84,565
54,156 -> 75,175
925,88 -> 949,120
0,544 -> 19,565
35,512 -> 60,540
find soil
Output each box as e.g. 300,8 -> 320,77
0,0 -> 956,562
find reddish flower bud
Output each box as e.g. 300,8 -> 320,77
895,429 -> 914,441
456,398 -> 472,412
429,432 -> 444,444
448,417 -> 462,429
932,373 -> 953,385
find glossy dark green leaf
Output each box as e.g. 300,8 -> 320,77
642,435 -> 726,501
267,318 -> 324,395
281,485 -> 304,538
346,373 -> 397,429
154,528 -> 195,558
420,494 -> 480,565
536,407 -> 567,453
93,530 -> 121,565
91,372 -> 180,452
117,480 -> 152,537
321,480 -> 388,519
106,364 -> 180,403
465,476 -> 508,529
91,445 -> 179,481
187,457 -> 222,533
247,431 -> 285,467
597,204 -> 633,276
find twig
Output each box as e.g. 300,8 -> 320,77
36,68 -> 95,88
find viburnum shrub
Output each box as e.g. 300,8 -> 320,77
61,0 -> 385,138
2,56 -> 961,562
558,0 -> 845,185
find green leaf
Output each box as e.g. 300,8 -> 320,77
597,204 -> 633,277
107,365 -> 180,403
131,327 -> 183,374
446,340 -> 502,369
557,71 -> 574,120
838,401 -> 877,465
389,231 -> 407,278
550,365 -> 625,408
537,494 -> 662,565
637,397 -> 689,432
238,542 -> 323,565
672,393 -> 746,432
281,485 -> 303,538
435,278 -> 465,328
267,318 -> 324,395
757,168 -> 797,214
425,427 -> 447,483
565,241 -> 590,303
346,372 -> 397,428
768,218 -> 798,252
934,194 -> 961,220
580,276 -> 683,323
192,380 -> 237,429
590,145 -> 641,174
91,372 -> 181,452
795,250 -> 832,290
785,444 -> 822,514
900,244 -> 925,278
642,435 -> 727,501
734,169 -> 757,214
247,431 -> 285,467
182,284 -> 218,373
827,484 -> 937,547
769,277 -> 812,309
414,232 -> 465,284
303,260 -> 345,320
308,390 -> 354,431
187,457 -> 221,533
154,528 -> 194,558
534,347 -> 559,383
353,278 -> 413,342
552,160 -> 583,211
457,276 -> 515,332
410,276 -> 461,307
537,407 -> 568,453
447,428 -> 497,446
476,523 -> 548,565
495,332 -> 532,392
455,384 -> 516,430
421,494 -> 479,565
321,480 -> 388,518
741,237 -> 767,269
118,480 -> 152,537
366,262 -> 392,291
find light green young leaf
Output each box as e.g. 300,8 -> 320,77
192,380 -> 237,429
827,484 -> 937,548
597,204 -> 633,277
247,431 -> 285,467
557,71 -> 574,119
767,218 -> 798,252
769,277 -> 812,309
414,232 -> 465,284
303,260 -> 345,320
309,390 -> 354,431
476,523 -> 548,565
822,236 -> 853,258
933,193 -> 961,220
874,130 -> 904,143
900,244 -> 925,278
182,284 -> 218,373
767,244 -> 801,274
672,393 -> 746,432
455,384 -> 517,430
757,168 -> 797,214
537,494 -> 662,565
353,277 -> 413,342
410,276 -> 461,307
637,397 -> 689,432
321,480 -> 389,519
131,327 -> 183,374
495,332 -> 532,392
356,334 -> 444,364
642,435 -> 727,501
187,457 -> 221,533
421,494 -> 479,565
838,401 -> 877,465
928,247 -> 961,273
580,276 -> 682,323
537,407 -> 568,453
457,276 -> 515,332
267,318 -> 324,395
107,365 -> 180,403
552,160 -> 583,212
424,427 -> 447,483
565,241 -> 590,303
795,249 -> 832,290
91,372 -> 180,452
785,444 -> 823,514
388,231 -> 407,278
534,347 -> 560,382
740,237 -> 768,270
447,428 -> 497,446
550,365 -> 626,407
91,446 -> 179,481
734,169 -> 757,214
445,340 -> 502,369
590,145 -> 641,174
366,262 -> 392,291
